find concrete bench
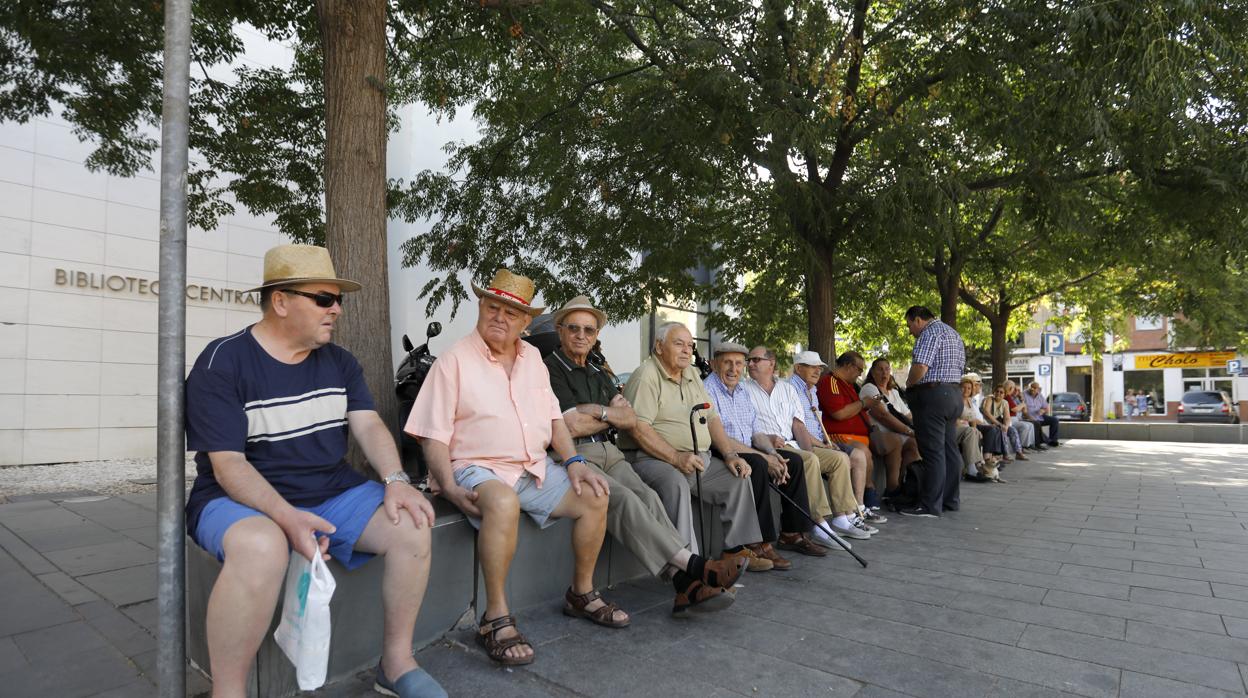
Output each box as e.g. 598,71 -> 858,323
1062,421 -> 1248,444
186,495 -> 652,697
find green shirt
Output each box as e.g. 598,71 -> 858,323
617,355 -> 717,452
544,349 -> 617,412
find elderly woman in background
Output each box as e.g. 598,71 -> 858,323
957,378 -> 999,482
1003,381 -> 1040,451
981,382 -> 1026,462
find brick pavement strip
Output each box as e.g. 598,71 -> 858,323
1,439 -> 1248,697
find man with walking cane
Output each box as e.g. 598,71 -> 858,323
545,297 -> 746,616
704,343 -> 828,570
619,322 -> 772,571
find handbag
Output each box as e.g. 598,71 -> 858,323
273,541 -> 337,690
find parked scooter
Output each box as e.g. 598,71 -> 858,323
394,321 -> 441,480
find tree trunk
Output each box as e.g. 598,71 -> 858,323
937,271 -> 960,328
806,246 -> 837,363
1090,352 -> 1104,421
317,0 -> 395,468
989,310 -> 1009,388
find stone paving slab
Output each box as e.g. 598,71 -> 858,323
1,439 -> 1247,696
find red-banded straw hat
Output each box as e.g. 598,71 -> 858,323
472,269 -> 545,316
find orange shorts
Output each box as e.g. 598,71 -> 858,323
830,433 -> 870,448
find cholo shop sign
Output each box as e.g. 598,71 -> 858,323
54,268 -> 259,306
1133,351 -> 1236,370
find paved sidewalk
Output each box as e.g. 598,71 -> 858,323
2,440 -> 1247,697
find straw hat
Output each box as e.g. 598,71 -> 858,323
472,268 -> 545,316
246,244 -> 361,293
552,295 -> 607,329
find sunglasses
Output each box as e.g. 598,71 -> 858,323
561,323 -> 598,337
282,288 -> 344,308
746,356 -> 770,364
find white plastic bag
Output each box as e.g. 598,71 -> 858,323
273,542 -> 337,690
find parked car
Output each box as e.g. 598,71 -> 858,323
1049,392 -> 1089,421
1177,390 -> 1240,424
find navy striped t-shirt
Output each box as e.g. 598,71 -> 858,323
184,325 -> 373,534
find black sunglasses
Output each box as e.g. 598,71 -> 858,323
281,288 -> 344,308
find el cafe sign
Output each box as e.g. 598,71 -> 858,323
1134,351 -> 1236,370
54,268 -> 259,306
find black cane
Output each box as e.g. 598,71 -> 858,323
767,480 -> 869,568
689,402 -> 710,556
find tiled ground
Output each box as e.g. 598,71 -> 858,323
2,440 -> 1246,697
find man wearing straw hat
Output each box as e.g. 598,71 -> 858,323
544,296 -> 747,617
185,244 -> 445,698
406,270 -> 629,668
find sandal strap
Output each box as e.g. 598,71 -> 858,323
587,600 -> 623,624
478,613 -> 517,635
565,587 -> 602,608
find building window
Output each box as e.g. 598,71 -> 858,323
1124,370 -> 1165,415
1135,316 -> 1164,331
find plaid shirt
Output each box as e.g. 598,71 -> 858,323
704,373 -> 758,445
912,319 -> 966,383
788,373 -> 827,443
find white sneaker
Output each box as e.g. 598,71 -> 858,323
812,522 -> 852,550
852,514 -> 879,535
833,520 -> 871,539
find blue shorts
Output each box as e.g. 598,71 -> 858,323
193,481 -> 385,571
452,459 -> 570,530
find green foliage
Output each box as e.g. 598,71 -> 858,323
4,0 -> 1245,360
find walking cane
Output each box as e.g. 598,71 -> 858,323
766,479 -> 868,568
688,403 -> 710,556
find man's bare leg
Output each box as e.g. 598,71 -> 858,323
550,487 -> 627,624
848,447 -> 868,504
206,517 -> 291,698
472,480 -> 531,662
354,506 -> 433,682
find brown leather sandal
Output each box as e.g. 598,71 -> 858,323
476,613 -> 534,666
562,588 -> 630,628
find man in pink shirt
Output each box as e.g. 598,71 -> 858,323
406,270 -> 627,668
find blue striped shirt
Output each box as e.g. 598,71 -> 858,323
788,373 -> 827,442
703,373 -> 758,445
912,319 -> 966,383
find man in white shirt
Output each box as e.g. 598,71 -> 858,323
744,346 -> 875,543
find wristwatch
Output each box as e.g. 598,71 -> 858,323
382,471 -> 412,486
600,405 -> 608,421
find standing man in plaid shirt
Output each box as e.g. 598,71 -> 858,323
901,306 -> 967,518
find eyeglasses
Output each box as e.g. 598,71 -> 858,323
746,356 -> 770,364
281,289 -> 344,309
561,323 -> 598,337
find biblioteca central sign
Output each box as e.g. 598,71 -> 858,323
54,268 -> 260,306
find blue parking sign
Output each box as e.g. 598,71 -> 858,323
1038,364 -> 1051,377
1229,359 -> 1242,375
1042,333 -> 1065,356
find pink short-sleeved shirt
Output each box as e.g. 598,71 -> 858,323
404,329 -> 563,489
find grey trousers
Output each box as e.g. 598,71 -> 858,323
576,441 -> 686,577
627,450 -> 761,555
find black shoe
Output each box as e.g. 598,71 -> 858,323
944,503 -> 960,511
899,505 -> 939,518
882,486 -> 903,501
1048,441 -> 1060,447
1032,444 -> 1048,451
963,473 -> 991,483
